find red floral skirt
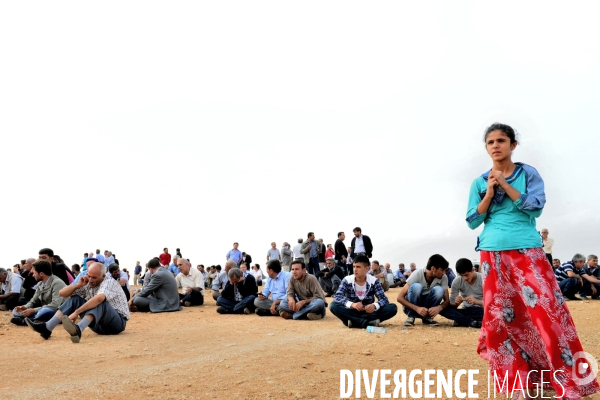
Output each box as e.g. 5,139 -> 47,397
478,248 -> 600,399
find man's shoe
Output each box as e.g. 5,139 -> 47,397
566,295 -> 582,301
25,318 -> 52,340
423,317 -> 440,326
579,295 -> 588,300
452,321 -> 461,327
404,317 -> 415,326
367,319 -> 380,327
469,320 -> 482,328
279,310 -> 293,320
216,306 -> 229,314
307,312 -> 322,320
255,309 -> 271,316
243,307 -> 251,315
10,317 -> 25,326
347,320 -> 353,329
183,301 -> 192,307
62,316 -> 82,343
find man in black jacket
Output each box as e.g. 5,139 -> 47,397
350,227 -> 373,259
316,258 -> 345,296
38,248 -> 74,285
334,232 -> 349,275
20,258 -> 38,303
216,268 -> 258,314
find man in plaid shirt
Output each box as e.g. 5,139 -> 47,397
26,262 -> 129,343
330,255 -> 397,328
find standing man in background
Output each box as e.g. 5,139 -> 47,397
301,232 -> 323,276
281,242 -> 293,272
226,242 -> 243,265
541,228 -> 554,265
159,248 -> 171,267
350,227 -> 373,260
133,262 -> 142,286
334,232 -> 348,275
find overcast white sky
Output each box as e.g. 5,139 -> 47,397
1,2 -> 599,276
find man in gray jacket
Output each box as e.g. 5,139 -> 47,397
11,260 -> 66,326
130,258 -> 181,313
300,232 -> 323,276
281,242 -> 293,272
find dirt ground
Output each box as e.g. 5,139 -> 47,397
2,286 -> 600,400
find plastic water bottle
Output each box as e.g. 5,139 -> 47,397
366,326 -> 387,334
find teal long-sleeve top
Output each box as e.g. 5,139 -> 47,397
466,163 -> 545,251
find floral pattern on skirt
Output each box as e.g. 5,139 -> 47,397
478,248 -> 600,399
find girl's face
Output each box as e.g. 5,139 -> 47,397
485,130 -> 516,162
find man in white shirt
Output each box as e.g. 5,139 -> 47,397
292,238 -> 304,260
176,259 -> 205,306
0,267 -> 24,310
541,228 -> 554,265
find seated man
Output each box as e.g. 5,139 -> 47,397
216,268 -> 258,314
254,260 -> 292,316
26,262 -> 129,343
440,258 -> 483,328
554,253 -> 598,300
0,267 -> 23,310
404,263 -> 417,278
168,256 -> 181,277
390,263 -> 407,288
130,258 -> 181,313
384,263 -> 395,288
240,263 -> 250,278
38,248 -> 73,285
279,260 -> 326,320
368,261 -> 389,292
20,258 -> 38,305
109,264 -> 130,301
176,258 -> 205,306
552,258 -> 561,270
11,260 -> 66,326
581,254 -> 600,299
206,266 -> 217,288
211,262 -> 235,301
397,254 -> 450,326
330,255 -> 398,329
316,258 -> 345,296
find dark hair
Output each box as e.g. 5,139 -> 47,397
426,254 -> 449,271
32,260 -> 53,276
353,255 -> 370,266
484,123 -> 517,144
148,258 -> 160,269
163,247 -> 168,251
20,260 -> 26,265
216,265 -> 222,271
39,248 -> 54,257
84,253 -> 88,257
353,227 -> 361,233
71,264 -> 81,273
398,263 -> 405,267
455,258 -> 474,275
108,264 -> 120,273
267,259 -> 282,273
371,260 -> 379,266
307,232 -> 314,238
291,260 -> 306,269
199,264 -> 204,268
337,232 -> 344,238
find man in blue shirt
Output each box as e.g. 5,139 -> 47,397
95,249 -> 105,264
254,260 -> 292,316
168,256 -> 181,277
330,255 -> 397,328
226,242 -> 243,265
390,263 -> 407,288
104,251 -> 115,267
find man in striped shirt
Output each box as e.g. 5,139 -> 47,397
555,253 -> 600,301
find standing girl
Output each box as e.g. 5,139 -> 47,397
466,123 -> 599,399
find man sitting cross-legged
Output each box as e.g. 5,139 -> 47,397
26,262 -> 130,343
130,258 -> 181,313
11,260 -> 66,326
279,260 -> 326,320
254,260 -> 291,316
439,258 -> 483,328
397,254 -> 450,327
330,255 -> 398,329
216,268 -> 258,314
316,258 -> 345,297
176,258 -> 205,307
